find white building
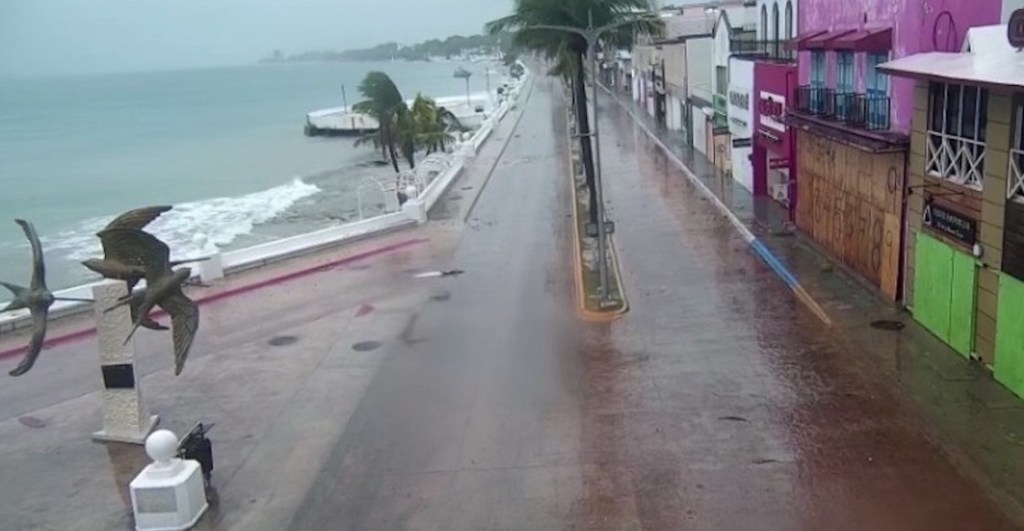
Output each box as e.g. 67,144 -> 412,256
727,57 -> 755,191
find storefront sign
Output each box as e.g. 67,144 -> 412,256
758,91 -> 786,133
769,157 -> 789,169
1009,9 -> 1024,48
923,201 -> 977,245
732,137 -> 752,148
729,90 -> 749,110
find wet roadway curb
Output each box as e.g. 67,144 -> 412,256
601,85 -> 829,326
564,92 -> 629,321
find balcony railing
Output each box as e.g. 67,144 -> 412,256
927,130 -> 986,190
833,92 -> 855,122
1008,147 -> 1024,202
848,94 -> 891,130
796,85 -> 827,115
729,39 -> 795,61
796,87 -> 892,132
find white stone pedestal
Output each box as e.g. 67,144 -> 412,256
130,430 -> 208,531
402,197 -> 427,224
196,254 -> 224,283
91,281 -> 159,444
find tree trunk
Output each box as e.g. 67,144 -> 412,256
385,124 -> 400,173
573,53 -> 598,225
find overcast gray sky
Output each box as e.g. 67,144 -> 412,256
0,0 -> 513,77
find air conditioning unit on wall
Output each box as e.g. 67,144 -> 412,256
770,183 -> 789,204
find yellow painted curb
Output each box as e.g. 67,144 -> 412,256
564,107 -> 629,322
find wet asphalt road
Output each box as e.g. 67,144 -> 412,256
286,80 -> 1019,530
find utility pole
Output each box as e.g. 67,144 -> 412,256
528,11 -> 653,303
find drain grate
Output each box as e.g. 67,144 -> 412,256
352,340 -> 382,352
870,320 -> 906,331
268,335 -> 298,347
18,416 -> 46,429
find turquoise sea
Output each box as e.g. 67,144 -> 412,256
0,60 -> 497,290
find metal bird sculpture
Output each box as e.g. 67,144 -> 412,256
1,219 -> 92,376
101,228 -> 199,375
81,205 -> 208,293
129,288 -> 168,331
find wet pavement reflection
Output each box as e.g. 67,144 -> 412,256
3,74 -> 1019,530
289,80 -> 1018,529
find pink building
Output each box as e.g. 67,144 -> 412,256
782,0 -> 1002,302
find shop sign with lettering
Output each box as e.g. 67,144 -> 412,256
758,91 -> 786,133
923,200 -> 977,245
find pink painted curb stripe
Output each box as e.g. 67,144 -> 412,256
0,238 -> 428,360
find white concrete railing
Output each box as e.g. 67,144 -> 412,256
0,63 -> 531,334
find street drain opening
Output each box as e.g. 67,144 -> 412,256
870,320 -> 905,331
18,416 -> 46,429
268,335 -> 298,347
352,340 -> 382,352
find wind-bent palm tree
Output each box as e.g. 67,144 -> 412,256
410,94 -> 457,155
486,0 -> 661,224
353,71 -> 406,172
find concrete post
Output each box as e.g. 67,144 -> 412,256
91,281 -> 159,444
196,254 -> 224,283
130,429 -> 208,531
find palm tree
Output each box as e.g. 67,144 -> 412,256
486,0 -> 661,223
353,71 -> 406,172
410,94 -> 457,155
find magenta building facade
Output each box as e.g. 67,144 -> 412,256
785,0 -> 1002,302
796,0 -> 1002,135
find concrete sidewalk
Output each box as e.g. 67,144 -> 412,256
602,85 -> 1024,519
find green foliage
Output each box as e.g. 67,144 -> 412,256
352,73 -> 458,171
263,34 -> 512,63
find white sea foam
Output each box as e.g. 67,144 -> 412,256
44,177 -> 321,262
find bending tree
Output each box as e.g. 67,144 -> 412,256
486,0 -> 661,223
353,71 -> 406,172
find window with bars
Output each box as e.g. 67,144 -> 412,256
866,53 -> 889,96
926,82 -> 988,190
1010,99 -> 1024,202
715,66 -> 727,96
865,53 -> 890,129
810,51 -> 825,87
836,52 -> 855,118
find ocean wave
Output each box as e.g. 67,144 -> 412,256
43,177 -> 322,262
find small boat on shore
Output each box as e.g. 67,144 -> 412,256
304,107 -> 379,137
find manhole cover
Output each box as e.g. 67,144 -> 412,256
870,320 -> 906,331
352,340 -> 382,352
18,416 -> 46,429
268,335 -> 299,346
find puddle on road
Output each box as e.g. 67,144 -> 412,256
352,340 -> 382,352
268,336 -> 299,347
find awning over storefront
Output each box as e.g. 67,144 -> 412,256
801,29 -> 856,50
833,27 -> 892,52
788,30 -> 827,50
879,51 -> 1024,89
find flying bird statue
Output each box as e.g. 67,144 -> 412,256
101,228 -> 199,375
1,219 -> 92,376
81,206 -> 207,293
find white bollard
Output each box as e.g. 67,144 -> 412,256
196,254 -> 224,283
130,430 -> 208,531
402,198 -> 427,223
91,281 -> 159,444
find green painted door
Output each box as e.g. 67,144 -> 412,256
995,274 -> 1024,398
949,250 -> 977,357
912,232 -> 976,357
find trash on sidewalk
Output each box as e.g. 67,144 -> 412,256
177,422 -> 214,488
413,269 -> 465,278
